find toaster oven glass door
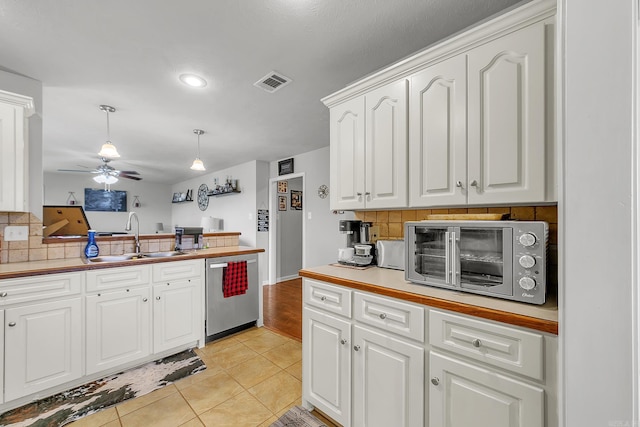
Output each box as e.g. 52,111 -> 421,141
456,227 -> 513,295
412,225 -> 452,287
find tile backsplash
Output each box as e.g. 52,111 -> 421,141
0,212 -> 239,264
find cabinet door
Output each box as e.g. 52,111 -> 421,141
0,101 -> 28,212
467,23 -> 546,204
303,307 -> 351,427
330,96 -> 366,210
352,325 -> 423,427
153,279 -> 201,353
365,79 -> 408,209
429,352 -> 544,427
86,288 -> 151,375
4,298 -> 82,401
410,55 -> 467,207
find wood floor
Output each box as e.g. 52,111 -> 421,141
263,277 -> 302,341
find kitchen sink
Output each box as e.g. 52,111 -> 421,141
86,251 -> 187,263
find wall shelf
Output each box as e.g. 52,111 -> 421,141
208,189 -> 241,197
171,199 -> 193,204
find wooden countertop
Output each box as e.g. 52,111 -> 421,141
0,246 -> 264,280
299,265 -> 558,335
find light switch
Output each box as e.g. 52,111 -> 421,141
4,226 -> 29,241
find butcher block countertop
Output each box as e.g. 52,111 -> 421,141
0,246 -> 264,280
299,264 -> 558,335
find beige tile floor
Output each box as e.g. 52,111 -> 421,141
68,327 -> 304,427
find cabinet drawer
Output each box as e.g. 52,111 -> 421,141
353,291 -> 424,342
430,310 -> 544,380
0,273 -> 82,305
152,259 -> 202,282
304,279 -> 352,318
86,265 -> 150,292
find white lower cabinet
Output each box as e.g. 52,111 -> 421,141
352,325 -> 424,427
85,287 -> 152,375
4,297 -> 82,401
429,352 -> 544,427
153,278 -> 201,353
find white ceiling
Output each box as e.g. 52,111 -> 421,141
0,0 -> 523,184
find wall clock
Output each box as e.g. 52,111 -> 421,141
197,184 -> 209,211
317,184 -> 329,199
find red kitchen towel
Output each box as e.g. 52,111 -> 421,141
223,261 -> 248,298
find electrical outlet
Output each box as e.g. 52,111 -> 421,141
307,212 -> 312,220
4,225 -> 29,241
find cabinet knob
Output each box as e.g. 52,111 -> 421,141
379,313 -> 387,320
320,296 -> 326,301
0,292 -> 7,298
353,345 -> 360,351
340,339 -> 348,345
156,296 -> 161,301
356,192 -> 363,196
470,180 -> 478,187
456,180 -> 463,188
8,322 -> 16,327
143,298 -> 148,302
431,377 -> 440,386
364,192 -> 371,196
472,339 -> 482,348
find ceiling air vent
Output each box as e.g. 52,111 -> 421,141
253,71 -> 292,93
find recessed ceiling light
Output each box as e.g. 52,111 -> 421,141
179,74 -> 207,88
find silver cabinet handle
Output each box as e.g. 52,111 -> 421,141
143,298 -> 148,302
353,345 -> 360,351
364,192 -> 371,196
209,263 -> 229,269
470,180 -> 478,187
8,322 -> 16,327
472,339 -> 482,348
431,377 -> 440,386
0,292 -> 7,297
456,180 -> 463,188
340,339 -> 348,345
156,296 -> 161,301
356,192 -> 363,196
379,313 -> 387,320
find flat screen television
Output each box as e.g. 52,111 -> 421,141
84,188 -> 127,212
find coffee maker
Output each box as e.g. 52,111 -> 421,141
338,220 -> 376,266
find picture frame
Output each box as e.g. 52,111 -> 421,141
278,195 -> 287,211
290,190 -> 302,210
278,158 -> 294,176
277,181 -> 288,193
172,192 -> 181,202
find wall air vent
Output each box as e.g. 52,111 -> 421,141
253,71 -> 292,93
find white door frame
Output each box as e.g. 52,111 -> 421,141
268,172 -> 306,285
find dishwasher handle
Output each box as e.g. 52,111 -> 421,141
208,259 -> 256,269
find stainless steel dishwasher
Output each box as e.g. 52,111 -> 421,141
205,253 -> 259,341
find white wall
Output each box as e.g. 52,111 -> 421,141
43,172 -> 173,234
0,70 -> 43,218
562,0 -> 637,424
270,147 -> 355,269
277,176 -> 303,280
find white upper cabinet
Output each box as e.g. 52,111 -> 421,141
409,55 -> 468,206
467,23 -> 546,204
0,90 -> 35,212
329,80 -> 408,210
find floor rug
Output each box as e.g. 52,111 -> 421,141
0,348 -> 206,427
271,406 -> 327,427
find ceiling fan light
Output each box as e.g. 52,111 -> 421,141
93,174 -> 118,184
98,142 -> 120,158
179,74 -> 207,88
190,158 -> 206,171
93,174 -> 106,184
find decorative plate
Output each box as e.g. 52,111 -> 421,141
317,184 -> 329,199
197,184 -> 209,211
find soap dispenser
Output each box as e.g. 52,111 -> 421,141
84,230 -> 99,258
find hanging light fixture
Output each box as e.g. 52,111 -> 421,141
190,129 -> 206,171
98,105 -> 121,158
93,174 -> 118,185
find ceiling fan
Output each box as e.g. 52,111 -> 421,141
58,157 -> 142,182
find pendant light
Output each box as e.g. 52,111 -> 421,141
190,129 -> 206,171
98,105 -> 121,158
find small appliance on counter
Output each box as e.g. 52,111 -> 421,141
376,240 -> 405,270
338,219 -> 376,266
174,226 -> 204,250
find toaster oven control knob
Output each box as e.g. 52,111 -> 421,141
519,233 -> 537,247
519,276 -> 536,290
519,255 -> 536,269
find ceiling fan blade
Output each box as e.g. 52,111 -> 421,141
119,170 -> 140,175
57,169 -> 99,173
120,173 -> 142,181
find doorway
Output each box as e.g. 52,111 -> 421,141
268,173 -> 305,285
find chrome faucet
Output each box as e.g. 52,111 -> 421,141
125,212 -> 141,254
